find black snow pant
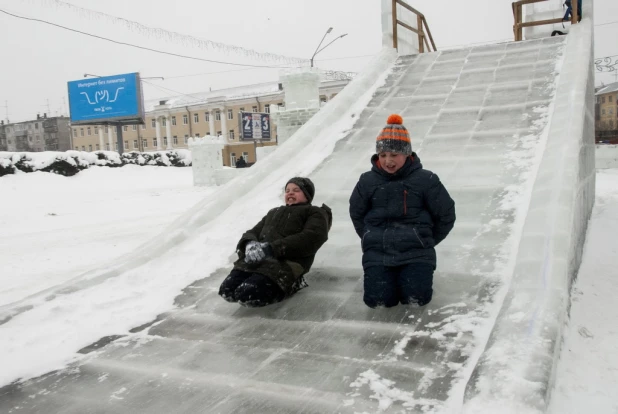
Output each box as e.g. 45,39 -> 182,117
363,263 -> 434,308
219,269 -> 285,307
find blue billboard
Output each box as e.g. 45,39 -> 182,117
67,72 -> 144,125
239,112 -> 271,140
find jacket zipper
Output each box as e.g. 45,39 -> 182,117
403,190 -> 408,215
413,228 -> 426,248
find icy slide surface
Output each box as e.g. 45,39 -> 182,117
0,37 -> 567,413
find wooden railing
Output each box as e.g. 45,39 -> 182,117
392,0 -> 437,53
513,0 -> 579,41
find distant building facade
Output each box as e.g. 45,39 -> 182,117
596,82 -> 618,143
2,114 -> 72,152
72,79 -> 349,167
0,121 -> 7,151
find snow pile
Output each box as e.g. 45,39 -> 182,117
595,144 -> 618,169
0,150 -> 191,177
121,150 -> 192,167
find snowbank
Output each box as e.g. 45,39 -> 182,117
464,11 -> 596,413
0,150 -> 192,177
595,144 -> 618,169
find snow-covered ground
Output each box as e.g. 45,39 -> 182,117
548,168 -> 618,414
0,166 -> 211,307
1,164 -> 616,410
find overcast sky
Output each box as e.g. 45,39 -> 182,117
0,0 -> 616,123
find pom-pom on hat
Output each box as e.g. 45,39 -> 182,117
376,114 -> 412,155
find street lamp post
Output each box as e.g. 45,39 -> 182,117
310,28 -> 348,68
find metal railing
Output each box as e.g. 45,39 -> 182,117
512,0 -> 579,41
392,0 -> 437,53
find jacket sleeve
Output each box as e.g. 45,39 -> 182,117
349,177 -> 370,238
269,209 -> 329,259
236,214 -> 267,257
424,174 -> 456,246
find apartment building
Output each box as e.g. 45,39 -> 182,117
2,114 -> 72,152
71,79 -> 349,166
595,82 -> 618,143
0,121 -> 6,151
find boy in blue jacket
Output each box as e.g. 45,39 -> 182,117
349,114 -> 456,308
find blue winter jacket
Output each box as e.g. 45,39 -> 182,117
349,153 -> 455,269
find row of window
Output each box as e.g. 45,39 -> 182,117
74,130 -> 238,151
71,104 -> 269,137
2,123 -> 41,133
600,108 -> 618,117
599,94 -> 618,104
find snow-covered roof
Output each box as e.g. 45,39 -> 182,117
144,79 -> 349,113
596,81 -> 618,96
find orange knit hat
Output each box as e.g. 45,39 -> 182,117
376,114 -> 412,155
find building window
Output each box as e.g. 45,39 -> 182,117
28,136 -> 33,142
75,146 -> 79,150
143,139 -> 148,148
163,137 -> 168,146
96,144 -> 100,150
115,142 -> 118,150
217,131 -> 221,136
265,104 -> 270,113
173,136 -> 178,145
133,140 -> 138,149
610,109 -> 614,115
132,125 -> 137,131
215,111 -> 221,121
151,119 -> 156,128
602,109 -> 606,115
610,96 -> 614,103
183,114 -> 188,125
122,125 -> 127,132
610,120 -> 615,129
602,97 -> 606,103
184,134 -> 189,144
195,133 -> 200,137
87,127 -> 91,136
194,113 -> 199,123
105,126 -> 109,133
229,130 -> 235,140
242,151 -> 249,161
94,126 -> 98,134
172,116 -> 177,126
240,107 -> 245,112
36,135 -> 40,142
82,146 -> 86,151
252,106 -> 258,113
230,152 -> 236,166
205,112 -> 210,122
153,137 -> 158,147
123,140 -> 128,149
35,123 -> 39,129
206,132 -> 210,136
141,124 -> 146,130
73,128 -> 77,136
88,144 -> 92,151
228,109 -> 233,120
162,118 -> 167,127
105,143 -> 110,150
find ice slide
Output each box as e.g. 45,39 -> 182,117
0,21 -> 595,414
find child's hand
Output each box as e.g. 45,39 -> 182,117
245,241 -> 266,263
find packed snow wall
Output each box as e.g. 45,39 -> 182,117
464,6 -> 595,412
595,144 -> 618,169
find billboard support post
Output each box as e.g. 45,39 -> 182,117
116,123 -> 125,155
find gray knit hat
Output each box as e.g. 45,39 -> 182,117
285,177 -> 315,203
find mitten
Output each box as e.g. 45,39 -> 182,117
245,241 -> 266,263
260,242 -> 274,258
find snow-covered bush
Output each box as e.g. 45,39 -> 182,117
0,150 -> 191,177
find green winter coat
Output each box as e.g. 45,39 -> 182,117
233,203 -> 332,296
